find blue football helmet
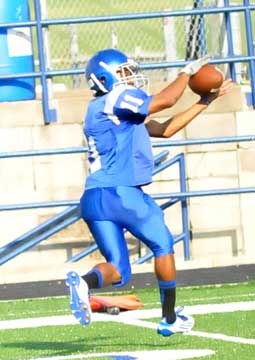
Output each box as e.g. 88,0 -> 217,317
85,48 -> 148,96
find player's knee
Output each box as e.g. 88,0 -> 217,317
151,234 -> 174,256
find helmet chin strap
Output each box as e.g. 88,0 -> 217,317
90,73 -> 108,93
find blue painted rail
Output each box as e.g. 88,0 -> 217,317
0,1 -> 254,123
1,135 -> 255,265
0,150 -> 173,265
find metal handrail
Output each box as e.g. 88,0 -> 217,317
1,134 -> 255,160
1,136 -> 255,264
2,151 -> 189,266
0,1 -> 254,122
0,2 -> 254,265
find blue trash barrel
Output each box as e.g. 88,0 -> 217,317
0,0 -> 35,101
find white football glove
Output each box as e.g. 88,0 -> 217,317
181,54 -> 211,76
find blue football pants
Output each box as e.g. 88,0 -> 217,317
80,186 -> 174,286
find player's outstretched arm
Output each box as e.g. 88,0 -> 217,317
148,55 -> 211,115
146,79 -> 233,138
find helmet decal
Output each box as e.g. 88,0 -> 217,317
99,61 -> 117,76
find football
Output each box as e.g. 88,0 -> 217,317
188,64 -> 224,96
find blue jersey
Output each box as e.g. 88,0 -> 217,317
84,85 -> 153,189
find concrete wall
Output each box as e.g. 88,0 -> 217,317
0,84 -> 254,283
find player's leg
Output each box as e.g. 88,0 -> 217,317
78,186 -> 135,289
154,254 -> 194,336
66,220 -> 131,326
116,187 -> 176,322
127,213 -> 178,326
124,189 -> 194,336
154,253 -> 177,324
84,220 -> 131,288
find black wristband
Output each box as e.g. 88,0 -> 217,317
199,96 -> 211,105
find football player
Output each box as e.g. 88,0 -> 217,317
66,48 -> 232,335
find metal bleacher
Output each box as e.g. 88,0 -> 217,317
0,1 -> 255,269
0,150 -> 193,266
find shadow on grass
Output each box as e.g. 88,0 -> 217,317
1,333 -> 184,358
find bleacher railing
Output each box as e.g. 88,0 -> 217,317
1,136 -> 255,265
0,1 -> 255,265
0,0 -> 254,123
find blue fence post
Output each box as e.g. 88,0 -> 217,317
178,153 -> 190,260
223,0 -> 236,82
34,0 -> 56,124
243,0 -> 255,108
197,0 -> 207,55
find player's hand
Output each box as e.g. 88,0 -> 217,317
216,78 -> 234,97
210,79 -> 234,100
181,54 -> 211,76
199,79 -> 234,105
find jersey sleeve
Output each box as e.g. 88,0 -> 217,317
105,85 -> 152,123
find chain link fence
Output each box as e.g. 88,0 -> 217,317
29,0 -> 253,89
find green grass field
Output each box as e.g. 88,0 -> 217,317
0,281 -> 255,360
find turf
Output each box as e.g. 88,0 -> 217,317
1,280 -> 255,321
0,281 -> 255,360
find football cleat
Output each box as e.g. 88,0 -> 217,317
66,271 -> 92,326
157,306 -> 194,337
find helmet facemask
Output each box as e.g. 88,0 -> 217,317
115,61 -> 149,91
99,59 -> 149,92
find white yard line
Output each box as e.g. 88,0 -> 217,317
3,292 -> 255,318
1,301 -> 255,330
0,315 -> 77,330
1,301 -> 255,348
112,321 -> 255,346
115,301 -> 255,320
186,330 -> 255,345
28,349 -> 215,360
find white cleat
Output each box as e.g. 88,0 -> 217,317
157,306 -> 194,337
66,271 -> 92,326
